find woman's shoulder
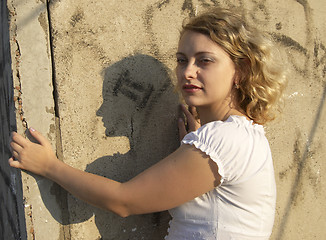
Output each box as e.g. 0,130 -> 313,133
181,115 -> 265,158
181,115 -> 270,184
189,115 -> 264,141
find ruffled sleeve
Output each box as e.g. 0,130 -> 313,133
181,121 -> 227,184
181,118 -> 265,185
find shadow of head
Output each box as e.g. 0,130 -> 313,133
97,54 -> 177,139
76,54 -> 178,238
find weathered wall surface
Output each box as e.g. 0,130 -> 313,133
6,0 -> 326,239
0,0 -> 26,239
7,0 -> 65,239
259,1 -> 326,239
49,1 -> 180,239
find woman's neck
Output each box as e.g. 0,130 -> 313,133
197,104 -> 246,126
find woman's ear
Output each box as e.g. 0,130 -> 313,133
233,70 -> 241,89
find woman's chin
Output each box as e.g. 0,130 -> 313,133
182,98 -> 200,107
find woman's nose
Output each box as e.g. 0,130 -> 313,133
183,63 -> 198,80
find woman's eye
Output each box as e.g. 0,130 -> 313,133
177,58 -> 187,64
200,58 -> 213,63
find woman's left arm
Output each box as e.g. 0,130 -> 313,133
9,108 -> 219,217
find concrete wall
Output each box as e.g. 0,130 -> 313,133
6,0 -> 326,239
7,0 -> 65,239
0,0 -> 26,239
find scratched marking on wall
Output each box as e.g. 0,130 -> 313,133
145,0 -> 325,81
112,70 -> 154,109
314,42 -> 326,79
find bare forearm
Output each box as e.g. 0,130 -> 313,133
47,159 -> 129,217
10,128 -> 218,219
10,127 -> 138,217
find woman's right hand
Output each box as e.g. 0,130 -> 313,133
9,128 -> 59,177
178,105 -> 201,141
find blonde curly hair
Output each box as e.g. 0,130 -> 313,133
181,7 -> 287,124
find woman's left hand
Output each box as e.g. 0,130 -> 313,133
178,105 -> 201,141
9,128 -> 59,177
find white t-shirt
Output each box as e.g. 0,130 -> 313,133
165,115 -> 276,240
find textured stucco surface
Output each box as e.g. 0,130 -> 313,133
7,0 -> 326,239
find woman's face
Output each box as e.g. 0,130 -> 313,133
176,30 -> 236,110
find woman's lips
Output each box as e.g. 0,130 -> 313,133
182,84 -> 202,93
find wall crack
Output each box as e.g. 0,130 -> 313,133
8,1 -> 29,131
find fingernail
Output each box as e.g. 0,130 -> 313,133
30,127 -> 35,132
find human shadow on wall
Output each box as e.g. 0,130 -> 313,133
68,54 -> 180,239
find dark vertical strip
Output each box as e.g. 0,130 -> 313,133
46,0 -> 59,118
46,1 -> 71,238
0,0 -> 27,239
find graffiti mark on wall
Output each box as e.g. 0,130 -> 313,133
182,0 -> 195,16
278,130 -> 321,204
145,0 -> 325,81
314,42 -> 326,79
112,70 -> 154,109
271,32 -> 309,76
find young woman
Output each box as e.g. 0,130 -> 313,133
9,7 -> 286,240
